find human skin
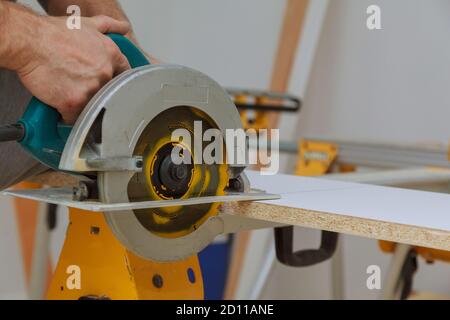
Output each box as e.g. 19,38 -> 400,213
0,0 -> 135,123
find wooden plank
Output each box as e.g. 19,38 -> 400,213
14,182 -> 42,286
222,171 -> 450,251
223,230 -> 251,299
13,182 -> 53,295
268,0 -> 309,129
224,0 -> 310,299
269,0 -> 309,92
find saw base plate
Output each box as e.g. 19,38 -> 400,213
3,188 -> 280,212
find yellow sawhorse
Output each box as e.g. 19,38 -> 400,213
47,208 -> 203,300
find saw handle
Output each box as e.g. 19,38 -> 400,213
18,34 -> 150,169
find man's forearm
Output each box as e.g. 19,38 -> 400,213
0,2 -> 42,71
0,1 -> 10,64
40,0 -> 129,22
39,0 -> 135,39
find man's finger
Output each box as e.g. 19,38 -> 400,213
61,111 -> 80,125
90,15 -> 131,35
113,51 -> 131,76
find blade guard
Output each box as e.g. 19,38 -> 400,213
18,34 -> 150,170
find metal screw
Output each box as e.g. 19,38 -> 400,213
172,164 -> 187,180
152,274 -> 163,288
187,268 -> 196,284
136,159 -> 143,169
90,226 -> 100,235
72,182 -> 89,201
230,179 -> 242,191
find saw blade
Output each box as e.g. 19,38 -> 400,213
127,106 -> 228,238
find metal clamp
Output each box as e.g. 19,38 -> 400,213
274,226 -> 338,267
227,88 -> 301,113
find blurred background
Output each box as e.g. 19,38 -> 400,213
0,0 -> 449,299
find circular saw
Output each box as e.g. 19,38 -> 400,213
2,34 -> 279,262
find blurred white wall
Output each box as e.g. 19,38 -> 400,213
120,0 -> 285,89
0,0 -> 448,300
282,0 -> 450,147
271,0 -> 450,299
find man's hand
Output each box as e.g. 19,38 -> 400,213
40,0 -> 161,64
0,3 -> 132,124
18,15 -> 132,123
